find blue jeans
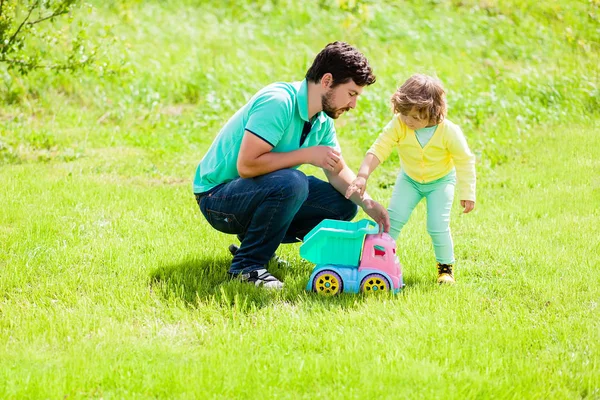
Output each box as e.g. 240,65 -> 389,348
195,169 -> 358,274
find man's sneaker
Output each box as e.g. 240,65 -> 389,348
228,244 -> 290,268
437,263 -> 455,285
237,269 -> 284,290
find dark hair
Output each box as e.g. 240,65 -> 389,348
391,74 -> 447,124
305,41 -> 376,87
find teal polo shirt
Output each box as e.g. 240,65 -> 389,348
193,80 -> 339,194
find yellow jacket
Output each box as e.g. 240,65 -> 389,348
368,115 -> 476,201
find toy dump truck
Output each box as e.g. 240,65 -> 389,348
300,219 -> 404,295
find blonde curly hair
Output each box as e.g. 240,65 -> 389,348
391,74 -> 447,124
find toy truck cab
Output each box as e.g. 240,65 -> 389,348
359,233 -> 403,292
300,219 -> 404,295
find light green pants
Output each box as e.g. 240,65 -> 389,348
388,170 -> 456,264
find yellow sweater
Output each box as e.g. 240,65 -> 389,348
368,115 -> 476,201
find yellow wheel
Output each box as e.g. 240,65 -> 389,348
360,273 -> 390,293
313,270 -> 343,296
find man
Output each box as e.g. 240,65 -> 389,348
193,41 -> 390,289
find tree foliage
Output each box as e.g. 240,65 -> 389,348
0,0 -> 93,74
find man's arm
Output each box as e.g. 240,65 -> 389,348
325,158 -> 391,232
237,131 -> 342,178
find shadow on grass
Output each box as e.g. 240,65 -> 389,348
149,256 -> 232,304
402,274 -> 435,288
149,256 -> 408,313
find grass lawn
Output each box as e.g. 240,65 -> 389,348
1,0 -> 599,398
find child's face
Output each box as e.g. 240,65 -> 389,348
400,107 -> 434,130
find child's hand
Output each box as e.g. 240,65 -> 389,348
461,200 -> 475,214
345,176 -> 367,199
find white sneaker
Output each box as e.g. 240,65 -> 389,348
239,269 -> 284,290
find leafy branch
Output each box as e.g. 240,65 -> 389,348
0,0 -> 93,74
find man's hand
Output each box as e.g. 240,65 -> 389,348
345,176 -> 367,199
362,199 -> 391,233
309,146 -> 341,172
461,200 -> 475,214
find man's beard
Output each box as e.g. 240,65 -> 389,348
321,90 -> 349,119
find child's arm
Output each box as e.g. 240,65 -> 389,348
345,117 -> 401,200
446,125 -> 476,213
345,153 -> 381,199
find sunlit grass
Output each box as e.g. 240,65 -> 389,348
0,0 -> 599,398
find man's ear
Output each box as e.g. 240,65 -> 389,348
320,73 -> 333,89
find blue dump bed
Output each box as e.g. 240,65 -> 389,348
299,219 -> 379,266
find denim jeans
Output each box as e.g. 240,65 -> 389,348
195,169 -> 358,274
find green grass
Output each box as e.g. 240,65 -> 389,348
1,0 -> 599,398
